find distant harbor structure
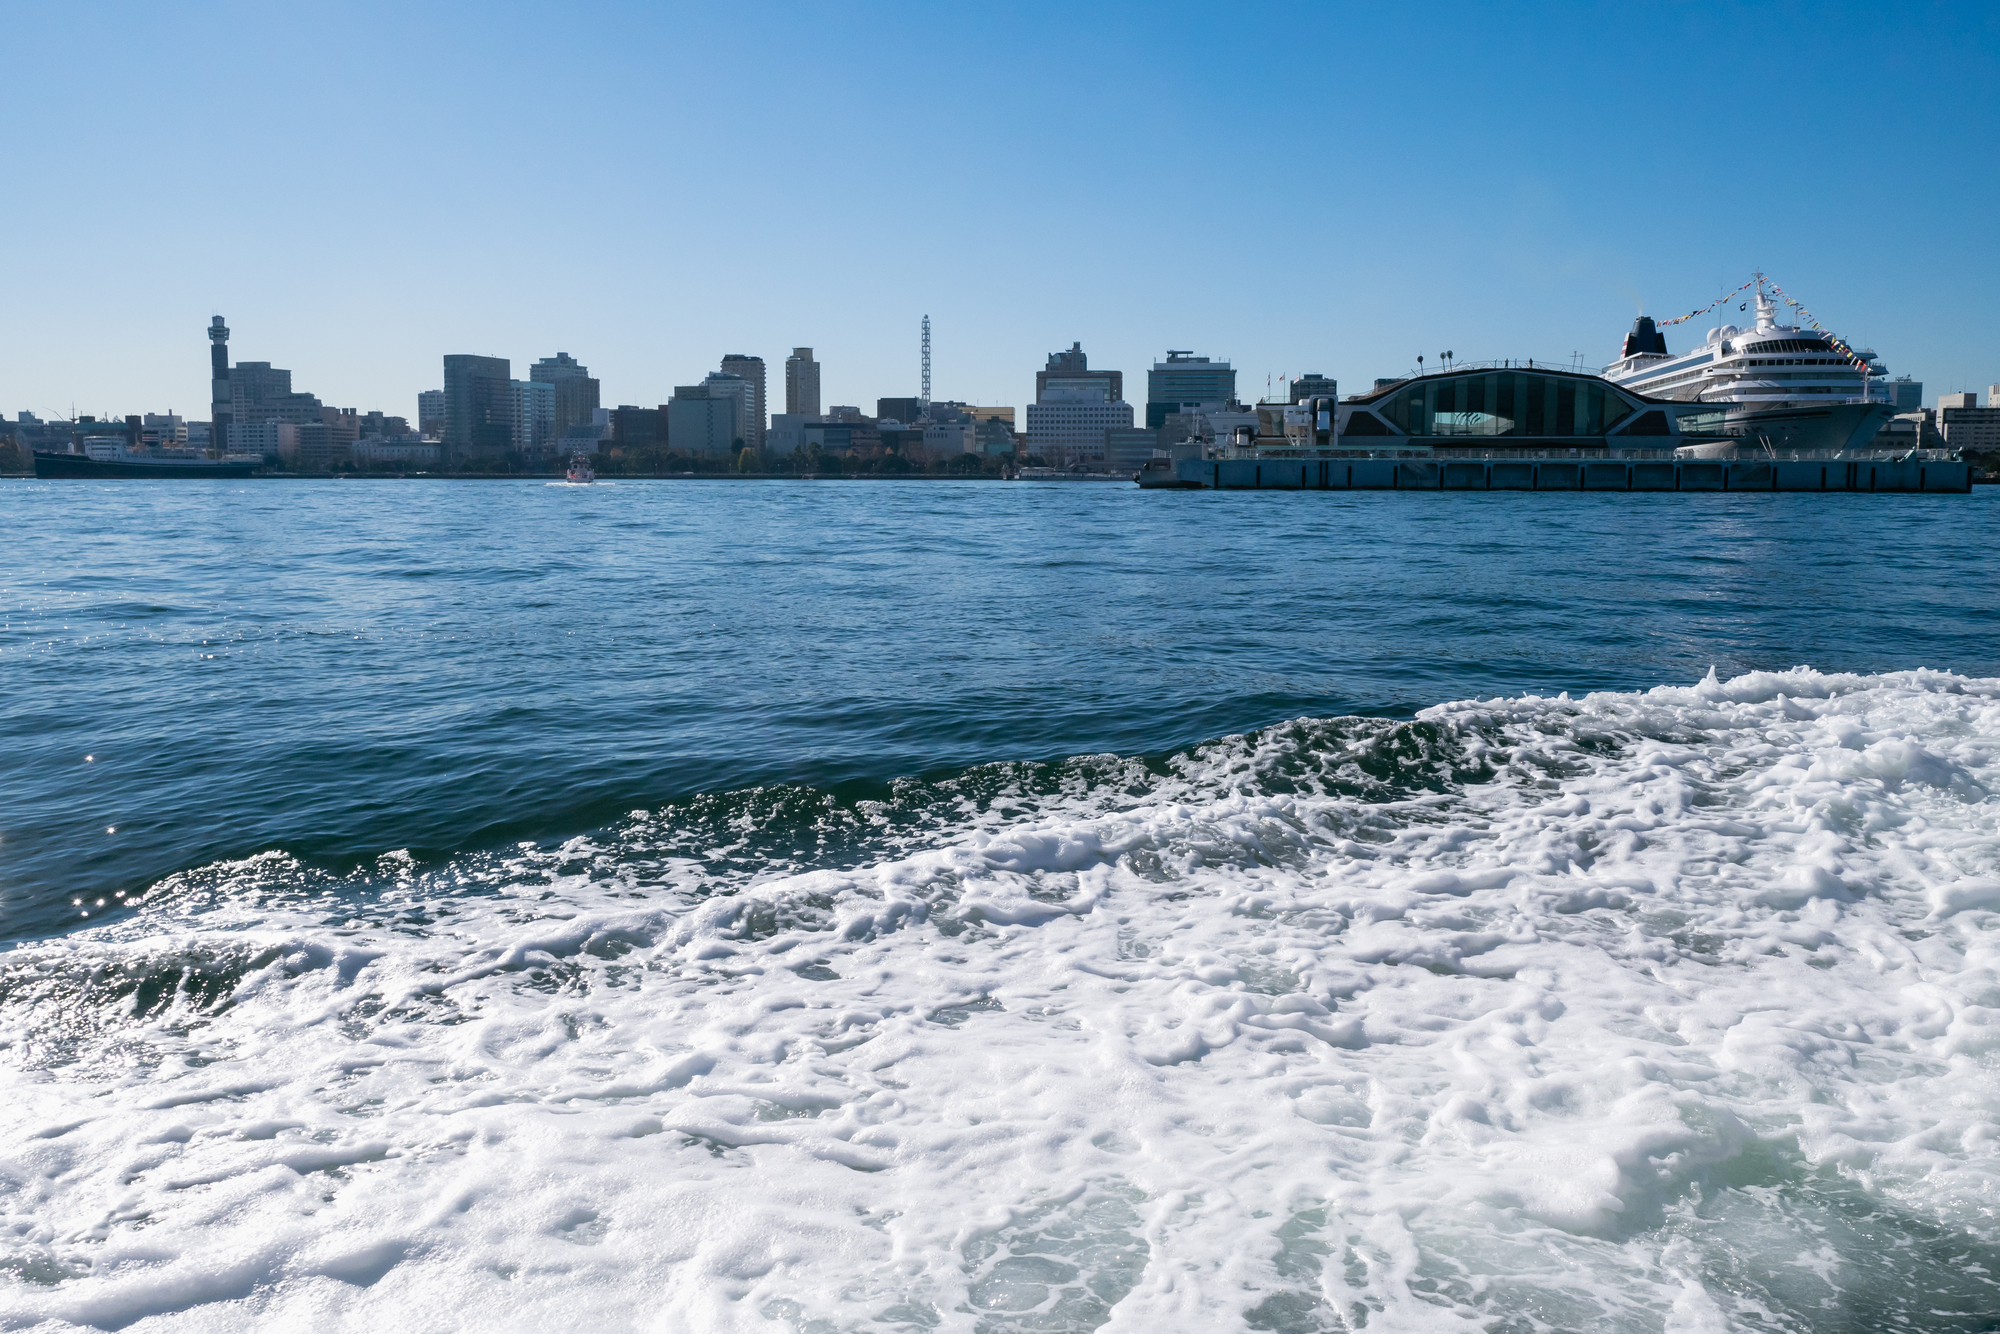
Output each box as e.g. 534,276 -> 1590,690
1151,363 -> 1967,493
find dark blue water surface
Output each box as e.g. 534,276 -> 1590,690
5,479 -> 1996,938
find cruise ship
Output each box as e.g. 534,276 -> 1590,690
1603,278 -> 1895,453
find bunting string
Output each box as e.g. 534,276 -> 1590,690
1764,281 -> 1870,370
1655,279 -> 1756,327
1654,275 -> 1872,372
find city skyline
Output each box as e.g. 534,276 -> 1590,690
3,3 -> 1996,418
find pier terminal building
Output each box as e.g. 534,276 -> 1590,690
1160,363 -> 1967,493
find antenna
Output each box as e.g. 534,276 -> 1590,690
920,315 -> 931,406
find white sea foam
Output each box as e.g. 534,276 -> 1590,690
4,669 -> 2000,1331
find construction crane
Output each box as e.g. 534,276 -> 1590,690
921,315 -> 931,407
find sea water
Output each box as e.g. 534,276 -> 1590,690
2,480 -> 1998,1332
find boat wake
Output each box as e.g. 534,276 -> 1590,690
4,669 -> 1998,1330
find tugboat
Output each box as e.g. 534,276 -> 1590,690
565,452 -> 595,484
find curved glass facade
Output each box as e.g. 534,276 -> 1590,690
1372,372 -> 1635,438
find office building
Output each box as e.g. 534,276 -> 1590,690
229,420 -> 294,459
530,354 -> 601,438
1146,351 -> 1236,429
1037,342 -> 1122,403
290,421 -> 342,470
1290,374 -> 1338,405
923,422 -> 978,456
320,407 -> 362,454
668,380 -> 743,457
417,390 -> 445,438
611,406 -> 664,449
1940,396 -> 2000,452
443,355 -> 513,457
1990,384 -> 2000,408
877,397 -> 924,424
1885,377 -> 1924,412
720,355 -> 766,449
1027,342 -> 1132,467
766,413 -> 807,456
785,347 -> 821,418
703,373 -> 754,449
804,420 -> 881,455
229,361 -> 324,430
511,378 -> 556,456
140,414 -> 188,447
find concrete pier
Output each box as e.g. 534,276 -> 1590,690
1172,455 -> 1970,493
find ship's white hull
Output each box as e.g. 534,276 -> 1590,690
1702,400 -> 1894,454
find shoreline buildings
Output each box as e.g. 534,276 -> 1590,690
1026,343 -> 1132,468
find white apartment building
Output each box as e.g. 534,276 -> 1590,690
1026,388 -> 1133,467
511,379 -> 556,457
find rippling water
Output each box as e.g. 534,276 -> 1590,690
3,480 -> 1998,1331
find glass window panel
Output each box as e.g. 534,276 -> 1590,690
1556,380 -> 1577,436
1524,376 -> 1546,435
1497,376 -> 1517,434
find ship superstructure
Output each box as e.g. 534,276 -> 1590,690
1603,277 -> 1894,452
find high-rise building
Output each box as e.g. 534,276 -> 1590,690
443,355 -> 513,457
720,355 -> 766,449
1885,377 -> 1924,412
1027,343 -> 1132,467
1988,384 -> 2000,409
511,379 -> 556,457
529,354 -> 600,438
1289,374 -> 1337,406
785,347 -> 821,418
417,390 -> 445,438
1146,351 -> 1236,429
667,380 -> 741,457
229,362 -> 324,430
208,317 -> 231,452
1036,343 -> 1122,405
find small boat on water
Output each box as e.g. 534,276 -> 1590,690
565,453 -> 595,484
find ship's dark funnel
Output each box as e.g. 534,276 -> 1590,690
1621,315 -> 1668,358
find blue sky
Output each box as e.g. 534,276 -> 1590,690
3,1 -> 1995,421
